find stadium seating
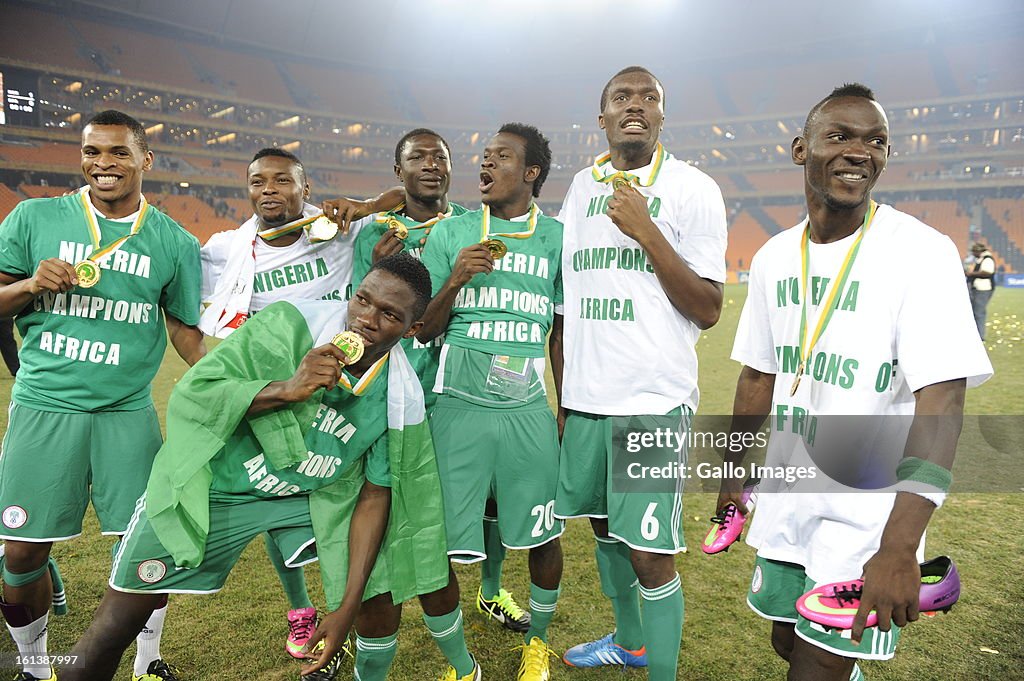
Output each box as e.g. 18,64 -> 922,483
726,211 -> 771,271
18,184 -> 67,199
0,5 -> 98,72
894,199 -> 971,247
985,198 -> 1023,252
0,184 -> 22,222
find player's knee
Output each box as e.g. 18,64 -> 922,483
770,622 -> 795,661
356,593 -> 402,637
2,540 -> 52,573
629,549 -> 674,588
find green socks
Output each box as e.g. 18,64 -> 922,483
850,663 -> 865,681
480,516 -> 506,599
639,572 -> 684,681
354,633 -> 398,681
263,533 -> 313,610
594,536 -> 643,650
423,607 -> 474,677
525,583 -> 560,643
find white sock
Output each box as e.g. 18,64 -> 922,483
7,613 -> 51,678
850,663 -> 865,681
133,604 -> 167,676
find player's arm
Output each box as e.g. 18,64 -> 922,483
322,186 -> 405,235
416,244 -> 494,343
165,312 -> 206,366
549,313 -> 565,437
246,343 -> 350,415
0,262 -> 79,318
716,365 -> 775,513
605,185 -> 723,329
850,377 -> 965,644
301,478 -> 391,675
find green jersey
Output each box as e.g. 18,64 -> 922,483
351,203 -> 468,406
0,195 -> 202,413
420,208 -> 563,358
209,359 -> 391,500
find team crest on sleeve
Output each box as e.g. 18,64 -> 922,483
2,506 -> 27,529
137,559 -> 167,584
751,564 -> 763,593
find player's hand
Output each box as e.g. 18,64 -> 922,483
450,244 -> 495,287
850,546 -> 921,645
557,406 -> 567,441
28,258 -> 79,294
607,184 -> 657,242
371,229 -> 405,264
322,198 -> 370,235
282,343 -> 349,401
715,475 -> 749,515
300,607 -> 354,675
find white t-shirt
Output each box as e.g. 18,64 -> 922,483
201,216 -> 369,313
732,203 -> 993,583
559,150 -> 727,415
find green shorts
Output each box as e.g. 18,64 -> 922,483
430,396 -> 563,562
554,408 -> 690,554
110,493 -> 319,594
0,403 -> 162,540
747,555 -> 901,660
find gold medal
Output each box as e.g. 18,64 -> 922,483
612,175 -> 634,191
306,215 -> 339,243
331,331 -> 365,364
74,260 -> 101,288
789,362 -> 804,397
388,217 -> 409,240
482,238 -> 507,259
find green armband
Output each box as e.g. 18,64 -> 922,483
896,457 -> 952,506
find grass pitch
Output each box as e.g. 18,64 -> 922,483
0,285 -> 1021,680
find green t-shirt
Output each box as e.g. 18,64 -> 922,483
209,361 -> 391,501
420,208 -> 563,359
0,195 -> 202,412
351,203 -> 468,405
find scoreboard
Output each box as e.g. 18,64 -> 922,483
0,67 -> 39,127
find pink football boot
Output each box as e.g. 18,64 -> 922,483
796,556 -> 961,629
701,480 -> 758,555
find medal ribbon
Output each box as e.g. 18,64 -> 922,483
337,352 -> 388,395
376,203 -> 454,233
590,142 -> 667,187
479,203 -> 539,243
78,189 -> 149,262
795,201 -> 878,380
257,213 -> 322,241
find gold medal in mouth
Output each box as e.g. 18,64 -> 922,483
482,239 -> 507,259
74,260 -> 101,288
331,331 -> 365,364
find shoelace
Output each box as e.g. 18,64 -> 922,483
831,583 -> 864,606
513,641 -> 557,674
289,613 -> 317,641
709,504 -> 738,529
494,590 -> 526,620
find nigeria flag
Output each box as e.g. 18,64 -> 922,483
146,299 -> 448,606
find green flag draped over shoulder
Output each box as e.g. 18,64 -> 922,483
146,300 -> 448,605
311,341 -> 450,607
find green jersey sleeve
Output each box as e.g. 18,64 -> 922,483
365,433 -> 392,488
160,229 -> 203,325
0,202 -> 32,277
